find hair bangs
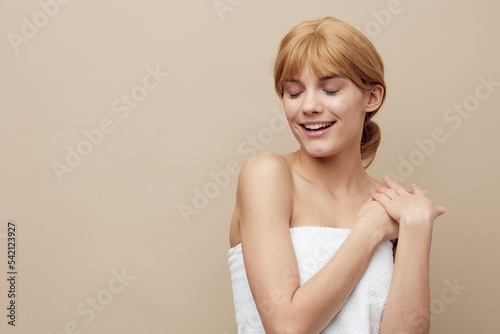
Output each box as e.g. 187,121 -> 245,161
275,28 -> 358,97
305,34 -> 350,80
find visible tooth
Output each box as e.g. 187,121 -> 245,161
304,122 -> 331,130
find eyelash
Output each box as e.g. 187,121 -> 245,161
325,89 -> 339,96
288,89 -> 339,99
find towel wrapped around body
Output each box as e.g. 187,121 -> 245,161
228,226 -> 394,334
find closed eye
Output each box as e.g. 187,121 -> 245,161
325,89 -> 340,96
288,91 -> 303,99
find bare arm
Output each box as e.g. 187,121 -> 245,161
375,177 -> 446,334
237,153 -> 398,334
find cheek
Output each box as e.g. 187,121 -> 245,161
282,101 -> 299,120
326,95 -> 364,118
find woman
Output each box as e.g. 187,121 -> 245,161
228,16 -> 445,334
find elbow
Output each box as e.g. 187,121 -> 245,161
257,301 -> 323,334
408,308 -> 431,334
380,324 -> 430,334
262,317 -> 300,334
265,322 -> 307,334
263,315 -> 319,334
380,310 -> 430,334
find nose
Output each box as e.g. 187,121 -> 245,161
302,91 -> 323,115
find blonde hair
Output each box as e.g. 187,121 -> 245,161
274,16 -> 386,168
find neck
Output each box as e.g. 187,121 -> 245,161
291,147 -> 376,196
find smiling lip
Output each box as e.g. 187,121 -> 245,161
299,121 -> 335,138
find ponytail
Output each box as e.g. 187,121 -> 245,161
361,118 -> 381,168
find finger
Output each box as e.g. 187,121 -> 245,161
375,184 -> 399,200
435,206 -> 447,217
410,184 -> 426,196
372,191 -> 392,207
408,187 -> 427,196
383,176 -> 408,196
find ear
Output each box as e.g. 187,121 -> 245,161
364,84 -> 384,113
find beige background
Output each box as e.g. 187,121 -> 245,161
0,0 -> 499,333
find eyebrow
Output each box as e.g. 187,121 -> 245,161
319,74 -> 340,81
285,74 -> 340,83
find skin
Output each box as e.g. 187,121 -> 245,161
229,63 -> 445,334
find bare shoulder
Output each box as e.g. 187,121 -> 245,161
237,151 -> 294,210
230,152 -> 294,247
238,151 -> 293,185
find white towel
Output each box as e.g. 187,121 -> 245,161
228,226 -> 394,333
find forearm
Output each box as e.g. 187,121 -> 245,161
269,227 -> 380,334
380,220 -> 433,334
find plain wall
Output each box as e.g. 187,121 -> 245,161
1,0 -> 499,333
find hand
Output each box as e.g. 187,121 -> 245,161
356,198 -> 399,242
372,176 -> 446,226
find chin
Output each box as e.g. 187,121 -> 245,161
302,146 -> 337,158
